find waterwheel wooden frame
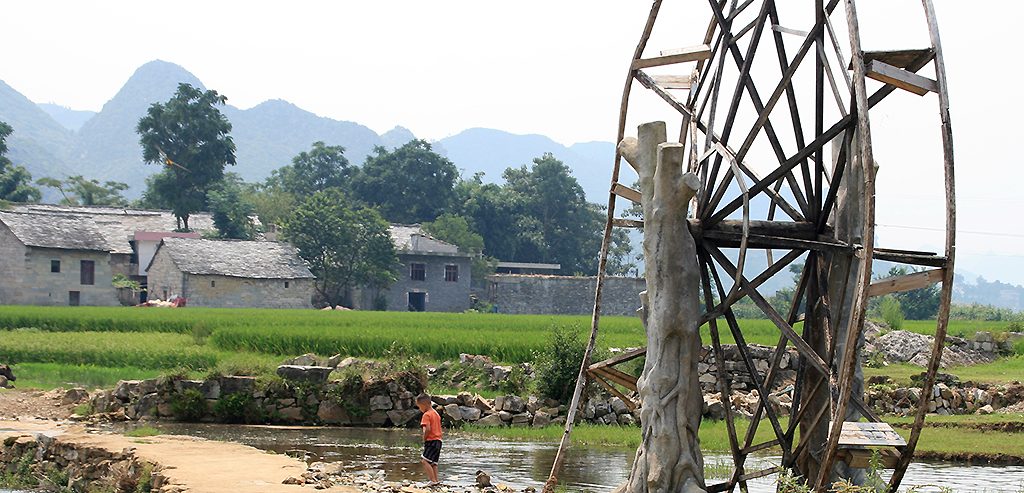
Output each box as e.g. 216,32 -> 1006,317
545,1 -> 956,492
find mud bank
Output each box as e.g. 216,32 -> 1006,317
0,420 -> 355,492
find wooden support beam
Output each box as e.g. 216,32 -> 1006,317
632,44 -> 711,69
611,183 -> 642,204
772,24 -> 808,37
873,248 -> 948,268
589,346 -> 646,371
860,48 -> 934,69
866,59 -> 938,96
651,74 -> 693,90
868,268 -> 944,297
611,218 -> 644,229
738,466 -> 784,482
590,373 -> 638,412
742,439 -> 781,455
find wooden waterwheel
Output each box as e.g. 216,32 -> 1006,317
546,1 -> 956,492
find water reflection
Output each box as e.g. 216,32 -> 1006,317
146,424 -> 1024,492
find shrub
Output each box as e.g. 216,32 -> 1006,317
214,392 -> 264,424
880,296 -> 904,331
534,325 -> 587,403
170,389 -> 207,422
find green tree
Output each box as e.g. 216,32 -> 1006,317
0,121 -> 41,203
880,295 -> 905,330
136,83 -> 236,230
268,141 -> 352,197
452,174 -> 524,262
501,153 -> 604,274
421,213 -> 497,282
284,188 -> 398,307
883,266 -> 941,320
351,140 -> 458,224
207,173 -> 256,240
36,175 -> 129,206
245,184 -> 295,229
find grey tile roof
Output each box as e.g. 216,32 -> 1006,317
10,204 -> 217,254
389,225 -> 466,256
155,237 -> 314,279
0,211 -> 113,252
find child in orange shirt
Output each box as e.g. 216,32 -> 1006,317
417,394 -> 442,484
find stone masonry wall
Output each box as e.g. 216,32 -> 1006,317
0,225 -> 119,306
184,274 -> 314,309
487,274 -> 645,316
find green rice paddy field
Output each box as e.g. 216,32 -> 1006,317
0,306 -> 1019,389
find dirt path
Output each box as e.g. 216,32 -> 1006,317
0,388 -> 78,420
0,420 -> 358,492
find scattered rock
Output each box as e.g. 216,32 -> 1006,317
370,395 -> 394,411
277,365 -> 334,384
476,414 -> 504,427
476,470 -> 492,488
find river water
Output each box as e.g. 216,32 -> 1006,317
141,424 -> 1024,492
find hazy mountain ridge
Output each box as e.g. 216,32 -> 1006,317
37,104 -> 95,132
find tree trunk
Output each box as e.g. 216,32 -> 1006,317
617,121 -> 706,493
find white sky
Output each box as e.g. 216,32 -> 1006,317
1,1 -> 1022,285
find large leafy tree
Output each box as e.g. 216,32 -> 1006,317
422,213 -> 497,282
351,140 -> 458,224
284,188 -> 398,307
268,141 -> 352,197
136,83 -> 236,230
36,175 -> 129,206
501,153 -> 605,274
453,174 -> 524,262
207,173 -> 256,240
0,122 -> 41,203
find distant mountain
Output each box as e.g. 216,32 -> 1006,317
437,128 -> 615,202
224,99 -> 381,182
0,60 -> 388,195
37,104 -> 95,132
381,126 -> 417,149
0,80 -> 74,180
73,60 -> 207,191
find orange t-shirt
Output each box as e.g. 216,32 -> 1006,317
421,408 -> 442,441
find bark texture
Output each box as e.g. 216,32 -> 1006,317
618,121 -> 706,493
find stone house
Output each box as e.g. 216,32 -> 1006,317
1,204 -> 219,305
0,211 -> 122,306
357,225 -> 472,312
146,237 -> 315,309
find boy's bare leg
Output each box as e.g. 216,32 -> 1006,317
421,459 -> 436,482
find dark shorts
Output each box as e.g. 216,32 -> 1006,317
422,440 -> 442,464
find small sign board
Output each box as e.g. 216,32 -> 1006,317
837,421 -> 907,447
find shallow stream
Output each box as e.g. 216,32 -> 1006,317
141,423 -> 1024,492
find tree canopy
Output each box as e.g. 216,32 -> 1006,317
498,153 -> 604,274
351,140 -> 459,224
207,173 -> 257,240
284,188 -> 398,308
268,141 -> 352,197
0,121 -> 41,203
36,175 -> 129,206
136,83 -> 235,230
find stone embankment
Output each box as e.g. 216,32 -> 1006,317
865,373 -> 1024,416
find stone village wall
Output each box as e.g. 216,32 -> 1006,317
486,274 -> 646,316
